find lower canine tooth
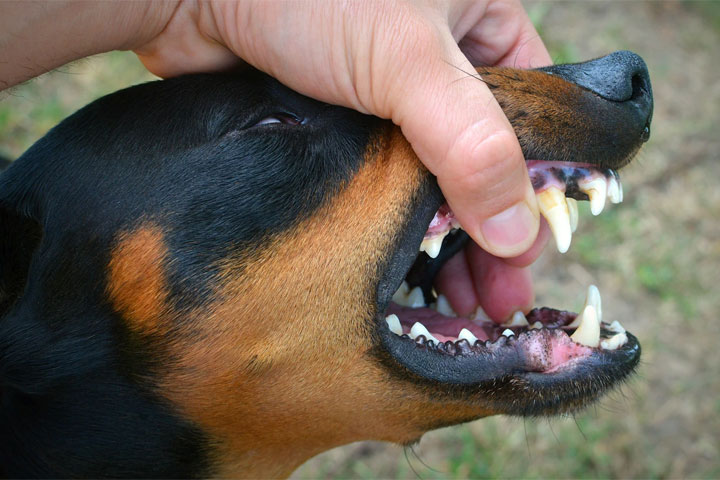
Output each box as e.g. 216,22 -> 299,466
537,187 -> 572,253
501,329 -> 514,337
457,328 -> 478,344
531,322 -> 543,329
600,332 -> 628,350
410,322 -> 438,343
570,284 -> 603,328
385,314 -> 402,335
406,286 -> 426,308
435,294 -> 456,316
570,305 -> 600,347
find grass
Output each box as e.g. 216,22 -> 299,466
3,3 -> 720,478
0,51 -> 154,159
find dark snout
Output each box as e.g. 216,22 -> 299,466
540,51 -> 653,142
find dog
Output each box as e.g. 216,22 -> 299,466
0,50 -> 652,478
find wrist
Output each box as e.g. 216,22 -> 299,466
0,1 -> 177,89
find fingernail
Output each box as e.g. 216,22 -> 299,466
479,201 -> 537,255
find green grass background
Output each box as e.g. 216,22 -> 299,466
1,1 -> 718,478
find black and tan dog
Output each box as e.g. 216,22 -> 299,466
0,51 -> 652,477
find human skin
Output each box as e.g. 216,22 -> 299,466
0,0 -> 552,321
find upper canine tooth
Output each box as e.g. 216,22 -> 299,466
570,284 -> 603,328
385,314 -> 403,335
570,305 -> 600,347
566,197 -> 579,233
536,187 -> 572,253
504,310 -> 529,327
600,332 -> 628,350
410,322 -> 438,343
457,328 -> 478,344
579,177 -> 608,215
419,231 -> 448,259
608,176 -> 622,204
435,294 -> 456,316
391,281 -> 411,305
406,286 -> 426,308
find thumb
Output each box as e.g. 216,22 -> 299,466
391,26 -> 539,258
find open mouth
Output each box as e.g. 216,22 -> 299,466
376,161 -> 640,414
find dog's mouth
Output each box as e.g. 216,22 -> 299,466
376,161 -> 640,415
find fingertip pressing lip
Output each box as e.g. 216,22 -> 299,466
502,220 -> 552,268
477,199 -> 539,257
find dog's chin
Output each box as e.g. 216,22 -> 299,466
372,160 -> 641,416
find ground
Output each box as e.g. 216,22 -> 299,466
1,1 -> 718,478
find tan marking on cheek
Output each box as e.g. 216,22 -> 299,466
155,127 -> 489,476
106,224 -> 170,336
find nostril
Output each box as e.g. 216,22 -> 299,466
630,73 -> 647,100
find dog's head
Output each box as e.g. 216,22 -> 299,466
0,51 -> 652,477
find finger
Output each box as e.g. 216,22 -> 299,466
133,3 -> 242,78
466,241 -> 534,323
434,249 -> 479,317
502,219 -> 551,268
458,0 -> 552,69
391,26 -> 540,258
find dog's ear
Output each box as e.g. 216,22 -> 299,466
0,204 -> 42,318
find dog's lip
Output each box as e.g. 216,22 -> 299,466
376,316 -> 640,385
372,162 -> 640,402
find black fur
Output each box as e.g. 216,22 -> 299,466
0,70 -> 381,477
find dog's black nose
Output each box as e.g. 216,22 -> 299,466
540,51 -> 653,141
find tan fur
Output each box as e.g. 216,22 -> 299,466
107,223 -> 171,337
107,129 -> 493,477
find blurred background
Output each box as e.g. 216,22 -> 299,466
1,1 -> 718,478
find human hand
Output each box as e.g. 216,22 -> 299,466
133,0 -> 552,321
136,0 -> 550,256
0,0 -> 552,321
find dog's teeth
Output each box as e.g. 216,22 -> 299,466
501,328 -> 515,337
406,286 -> 426,308
566,197 -> 579,233
618,180 -> 624,202
607,176 -> 622,204
537,187 -> 572,253
410,322 -> 438,343
570,305 -> 600,347
530,321 -> 543,329
607,320 -> 626,333
385,314 -> 403,335
457,328 -> 478,344
435,294 -> 456,316
391,281 -> 411,305
570,284 -> 602,328
504,310 -> 528,327
473,305 -> 491,322
600,332 -> 628,350
579,177 -> 608,216
419,231 -> 448,259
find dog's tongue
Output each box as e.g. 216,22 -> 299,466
434,224 -> 550,323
